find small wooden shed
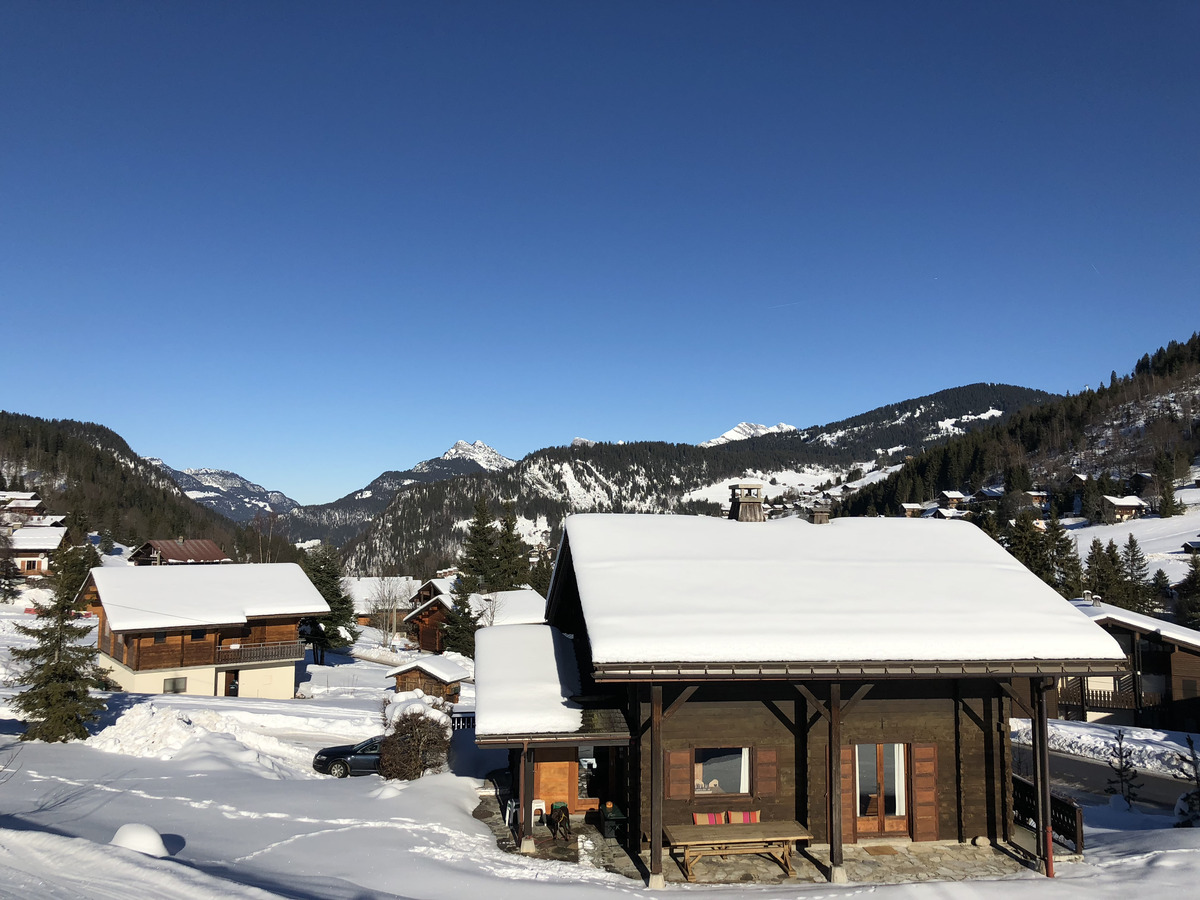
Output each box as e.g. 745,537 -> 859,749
385,656 -> 470,702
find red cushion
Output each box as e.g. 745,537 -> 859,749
726,810 -> 760,824
692,812 -> 724,825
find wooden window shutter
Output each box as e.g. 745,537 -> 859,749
839,746 -> 856,843
666,750 -> 693,800
755,747 -> 779,798
910,743 -> 939,842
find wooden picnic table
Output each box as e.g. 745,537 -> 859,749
663,820 -> 814,881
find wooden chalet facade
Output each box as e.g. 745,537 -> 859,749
1056,595 -> 1200,732
385,656 -> 470,703
129,538 -> 232,566
81,563 -> 329,699
475,515 -> 1124,886
8,526 -> 67,576
1101,495 -> 1148,524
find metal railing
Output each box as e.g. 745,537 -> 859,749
1012,774 -> 1085,853
216,640 -> 306,665
450,712 -> 476,731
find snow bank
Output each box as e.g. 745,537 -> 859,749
1012,718 -> 1200,778
110,823 -> 168,858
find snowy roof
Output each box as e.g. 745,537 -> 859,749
131,539 -> 231,563
88,563 -> 330,632
1103,495 -> 1149,507
5,499 -> 44,510
474,625 -> 583,737
403,594 -> 457,622
17,515 -> 66,527
940,491 -> 966,499
1069,598 -> 1200,652
556,514 -> 1125,670
0,492 -> 38,502
385,655 -> 471,683
481,589 -> 546,627
9,526 -> 67,552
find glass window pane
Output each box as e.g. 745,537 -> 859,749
855,744 -> 877,816
883,743 -> 906,816
695,748 -> 747,793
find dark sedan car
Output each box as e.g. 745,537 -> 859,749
313,736 -> 383,777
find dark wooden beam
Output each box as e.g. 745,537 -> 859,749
520,743 -> 535,851
649,683 -> 664,887
996,679 -> 1035,719
828,682 -> 845,880
794,683 -> 831,723
663,685 -> 697,721
841,683 -> 874,717
1034,677 -> 1055,877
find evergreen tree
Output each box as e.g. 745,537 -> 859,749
528,554 -> 554,597
1005,511 -> 1050,582
1121,534 -> 1151,613
1044,514 -> 1084,598
1156,453 -> 1180,517
1151,568 -> 1172,602
301,544 -> 359,665
442,578 -> 479,657
0,532 -> 19,604
1085,537 -> 1121,602
1177,555 -> 1200,629
492,502 -> 529,592
460,497 -> 497,593
8,543 -> 106,742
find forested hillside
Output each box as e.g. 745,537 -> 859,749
344,383 -> 1052,574
840,333 -> 1200,518
0,411 -> 296,561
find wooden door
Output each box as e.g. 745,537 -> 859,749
852,743 -> 910,838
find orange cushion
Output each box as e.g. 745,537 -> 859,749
726,810 -> 760,824
692,812 -> 724,825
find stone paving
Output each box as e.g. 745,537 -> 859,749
473,785 -> 1038,886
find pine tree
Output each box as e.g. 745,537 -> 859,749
1177,555 -> 1200,629
1156,453 -> 1180,517
1044,514 -> 1084,598
301,544 -> 359,665
460,497 -> 497,593
0,532 -> 19,604
9,543 -> 106,742
1085,537 -> 1121,602
1121,534 -> 1151,613
492,502 -> 529,592
1005,511 -> 1050,582
1105,729 -> 1143,809
528,554 -> 554,597
441,578 -> 479,657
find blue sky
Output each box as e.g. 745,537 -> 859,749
2,2 -> 1197,504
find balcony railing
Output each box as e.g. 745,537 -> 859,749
1059,684 -> 1165,711
216,640 -> 306,665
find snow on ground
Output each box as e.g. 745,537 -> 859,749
2,591 -> 1200,896
1068,486 -> 1200,583
1011,717 -> 1200,779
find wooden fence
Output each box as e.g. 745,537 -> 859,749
1012,773 -> 1085,853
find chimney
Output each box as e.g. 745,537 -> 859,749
728,483 -> 765,523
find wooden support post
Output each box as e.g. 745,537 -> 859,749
828,682 -> 847,884
519,743 -> 535,853
1033,678 -> 1054,877
649,683 -> 664,888
1132,631 -> 1144,722
1078,676 -> 1088,721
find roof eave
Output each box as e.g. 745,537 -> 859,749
591,658 -> 1128,681
475,731 -> 631,748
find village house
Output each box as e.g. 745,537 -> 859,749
404,584 -> 545,652
1101,495 -> 1149,523
475,514 -> 1123,886
9,525 -> 67,576
80,562 -> 329,699
1056,593 -> 1200,732
128,538 -> 232,566
385,655 -> 471,702
938,490 -> 966,509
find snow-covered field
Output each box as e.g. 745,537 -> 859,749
2,599 -> 1200,897
1068,486 -> 1200,583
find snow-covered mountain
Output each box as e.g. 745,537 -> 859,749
145,459 -> 300,523
700,422 -> 799,447
414,440 -> 515,473
279,440 -> 516,546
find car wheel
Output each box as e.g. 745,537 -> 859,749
329,761 -> 350,778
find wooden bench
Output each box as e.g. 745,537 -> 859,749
663,820 -> 814,881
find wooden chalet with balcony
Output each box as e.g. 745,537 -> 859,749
9,526 -> 67,576
80,563 -> 329,699
475,513 -> 1124,885
1056,594 -> 1200,732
